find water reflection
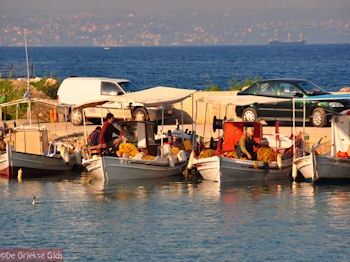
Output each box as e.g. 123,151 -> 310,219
84,175 -> 187,201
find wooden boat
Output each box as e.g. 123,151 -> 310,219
194,155 -> 292,183
0,143 -> 76,179
294,102 -> 350,183
191,95 -> 294,183
0,126 -> 78,179
80,86 -> 196,182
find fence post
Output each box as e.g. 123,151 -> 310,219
9,64 -> 14,79
31,63 -> 34,78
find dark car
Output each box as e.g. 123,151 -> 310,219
235,79 -> 350,127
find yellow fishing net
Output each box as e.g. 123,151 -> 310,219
172,147 -> 180,155
198,149 -> 216,159
257,146 -> 275,162
117,143 -> 139,158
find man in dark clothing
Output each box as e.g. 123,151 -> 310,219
100,113 -> 124,155
88,126 -> 101,146
236,127 -> 261,160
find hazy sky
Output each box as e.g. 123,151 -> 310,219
1,0 -> 349,12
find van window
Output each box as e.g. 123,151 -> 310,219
101,82 -> 124,95
119,81 -> 142,92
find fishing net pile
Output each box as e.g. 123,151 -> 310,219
257,146 -> 275,162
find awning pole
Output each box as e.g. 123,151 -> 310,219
203,103 -> 208,146
181,101 -> 184,146
161,107 -> 164,148
191,95 -> 194,134
82,109 -> 88,146
100,105 -> 104,125
303,99 -> 306,155
193,100 -> 198,149
293,98 -> 296,156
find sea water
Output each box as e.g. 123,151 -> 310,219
0,44 -> 350,91
0,176 -> 349,261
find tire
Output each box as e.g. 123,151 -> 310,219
242,107 -> 257,122
70,109 -> 83,126
311,107 -> 327,127
133,108 -> 149,121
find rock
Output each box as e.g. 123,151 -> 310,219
29,77 -> 42,83
339,87 -> 350,92
45,78 -> 58,86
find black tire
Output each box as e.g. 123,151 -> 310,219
311,107 -> 327,127
242,107 -> 257,122
70,109 -> 83,126
133,107 -> 149,121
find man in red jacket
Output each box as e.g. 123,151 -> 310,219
100,113 -> 124,155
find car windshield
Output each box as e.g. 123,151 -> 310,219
119,81 -> 143,92
297,81 -> 327,95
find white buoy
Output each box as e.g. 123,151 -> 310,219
292,163 -> 298,179
32,196 -> 36,205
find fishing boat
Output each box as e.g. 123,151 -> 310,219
191,95 -> 294,183
0,126 -> 78,179
293,94 -> 350,183
79,86 -> 196,182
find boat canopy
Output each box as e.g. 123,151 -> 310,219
199,95 -> 287,106
74,86 -> 196,109
294,93 -> 350,101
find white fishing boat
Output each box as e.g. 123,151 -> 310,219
293,95 -> 350,183
191,95 -> 294,183
194,155 -> 292,183
80,86 -> 196,182
0,127 -> 78,179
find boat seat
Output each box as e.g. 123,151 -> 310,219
88,145 -> 100,158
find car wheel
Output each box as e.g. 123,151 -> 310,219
311,107 -> 327,127
242,107 -> 257,122
70,109 -> 83,126
133,108 -> 149,121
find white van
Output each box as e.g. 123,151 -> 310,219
57,77 -> 174,125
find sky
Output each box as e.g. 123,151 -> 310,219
1,0 -> 349,12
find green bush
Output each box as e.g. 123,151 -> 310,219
0,80 -> 27,119
229,74 -> 260,91
31,77 -> 61,99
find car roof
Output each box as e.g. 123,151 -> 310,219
66,77 -> 130,82
259,78 -> 309,82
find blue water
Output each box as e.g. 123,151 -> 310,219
1,45 -> 350,91
1,45 -> 350,261
1,176 -> 350,261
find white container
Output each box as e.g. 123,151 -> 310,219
168,154 -> 175,168
177,150 -> 187,162
162,143 -> 172,155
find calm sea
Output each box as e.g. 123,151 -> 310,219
0,45 -> 350,261
0,44 -> 350,91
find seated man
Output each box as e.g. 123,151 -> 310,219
88,126 -> 101,146
236,127 -> 261,160
99,113 -> 126,156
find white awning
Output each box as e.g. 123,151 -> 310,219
199,95 -> 288,106
74,86 -> 196,109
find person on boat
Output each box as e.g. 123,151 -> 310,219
88,126 -> 101,146
236,127 -> 261,160
100,113 -> 126,156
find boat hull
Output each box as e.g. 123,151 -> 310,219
195,156 -> 292,183
0,148 -> 75,179
295,153 -> 350,183
84,156 -> 187,182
